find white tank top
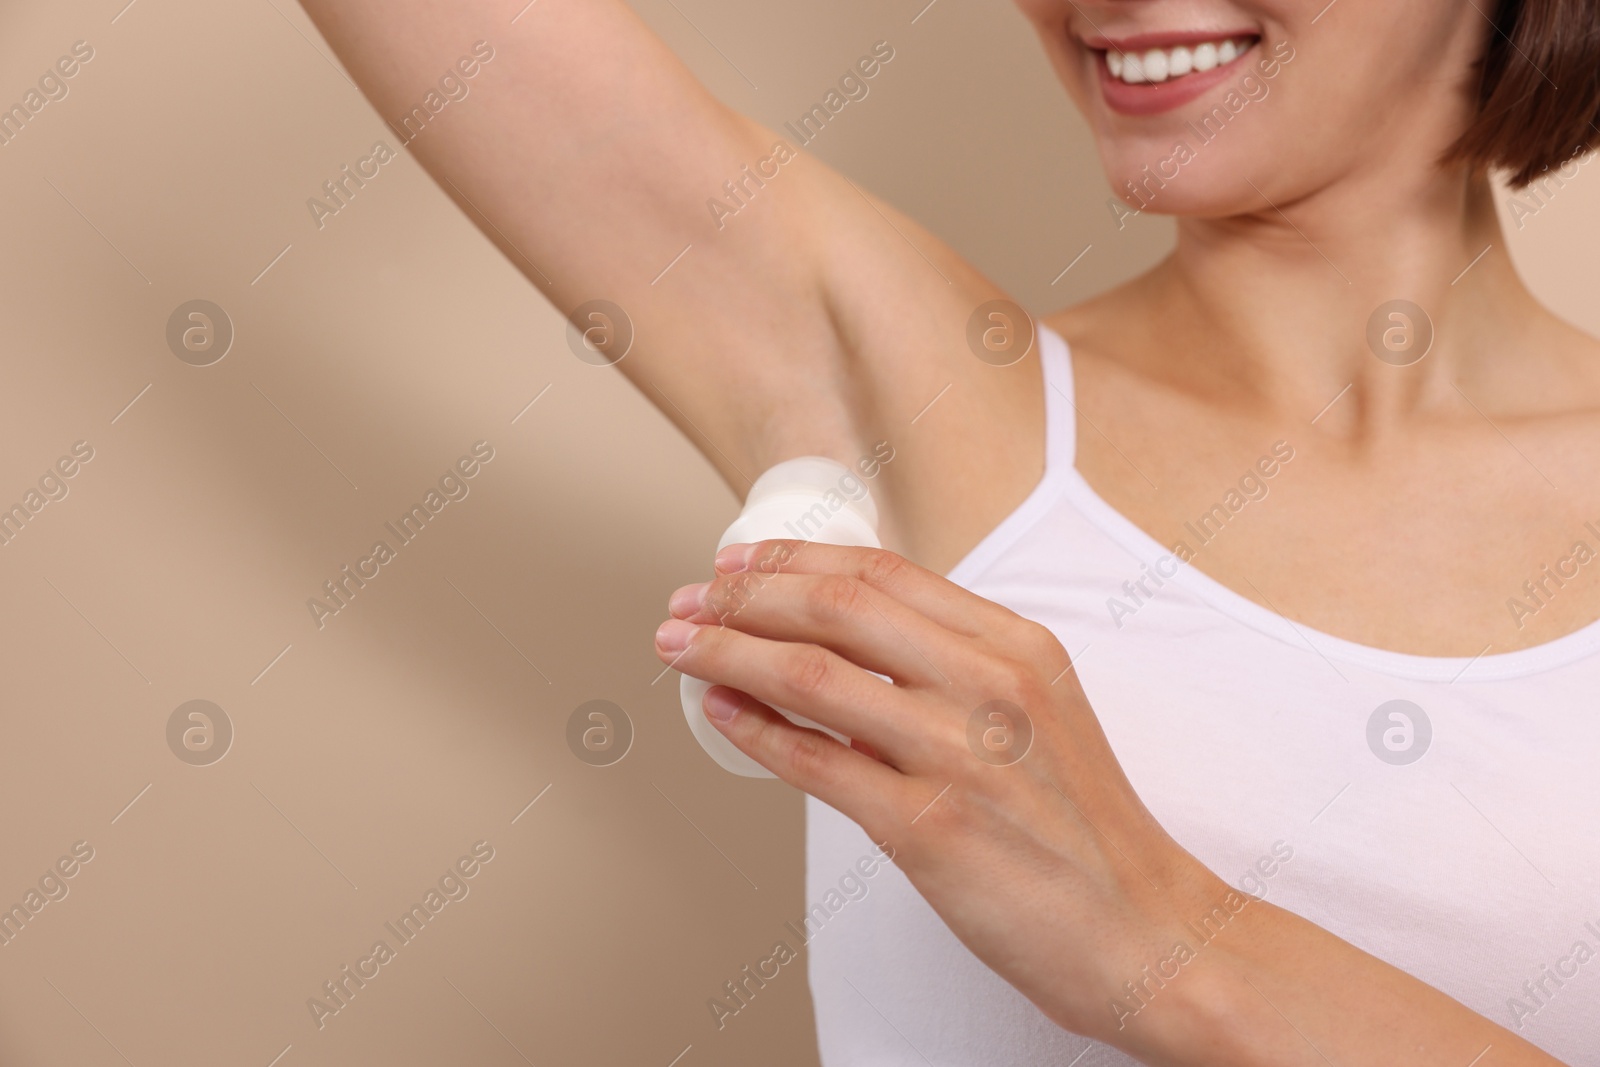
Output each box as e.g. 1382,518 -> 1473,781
807,324 -> 1600,1064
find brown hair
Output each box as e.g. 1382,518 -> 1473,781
1445,0 -> 1600,187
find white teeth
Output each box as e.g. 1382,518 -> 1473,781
1142,48 -> 1169,82
1104,36 -> 1250,85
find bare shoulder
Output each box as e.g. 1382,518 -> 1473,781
1516,311 -> 1600,411
1037,276 -> 1177,434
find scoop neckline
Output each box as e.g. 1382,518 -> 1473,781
945,319 -> 1600,683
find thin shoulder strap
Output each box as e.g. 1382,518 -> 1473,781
1036,321 -> 1078,472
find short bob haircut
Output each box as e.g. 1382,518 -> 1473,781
1446,0 -> 1600,187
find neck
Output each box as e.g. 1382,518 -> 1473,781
1142,164 -> 1542,436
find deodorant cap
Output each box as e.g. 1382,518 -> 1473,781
683,455 -> 882,777
715,456 -> 880,555
743,456 -> 879,531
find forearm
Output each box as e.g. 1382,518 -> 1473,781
1123,891 -> 1563,1066
295,0 -> 745,308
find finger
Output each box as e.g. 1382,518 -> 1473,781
670,570 -> 963,690
714,540 -> 1019,640
699,685 -> 905,823
851,736 -> 886,762
658,619 -> 952,768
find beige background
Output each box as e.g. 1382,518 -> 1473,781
0,1 -> 1594,1065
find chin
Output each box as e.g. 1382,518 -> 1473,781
1078,34 -> 1303,224
1095,133 -> 1285,223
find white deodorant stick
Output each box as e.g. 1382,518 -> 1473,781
681,456 -> 882,777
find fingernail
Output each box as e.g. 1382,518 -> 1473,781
704,687 -> 742,723
714,543 -> 753,573
655,618 -> 698,653
669,581 -> 709,617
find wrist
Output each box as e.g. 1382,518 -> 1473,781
1098,876 -> 1304,1066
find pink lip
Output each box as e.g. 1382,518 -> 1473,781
1093,38 -> 1261,117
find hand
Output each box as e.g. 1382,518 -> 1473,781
655,540 -> 1575,1067
654,538 -> 1231,1055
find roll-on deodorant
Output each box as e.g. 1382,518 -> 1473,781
681,456 -> 881,777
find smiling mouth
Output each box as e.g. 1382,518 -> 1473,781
1097,35 -> 1261,85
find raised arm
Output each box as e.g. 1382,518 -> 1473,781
296,0 -> 975,494
294,0 -> 1046,572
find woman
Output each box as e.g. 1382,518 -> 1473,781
300,0 -> 1600,1062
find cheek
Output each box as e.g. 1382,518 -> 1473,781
1033,30 -> 1094,115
